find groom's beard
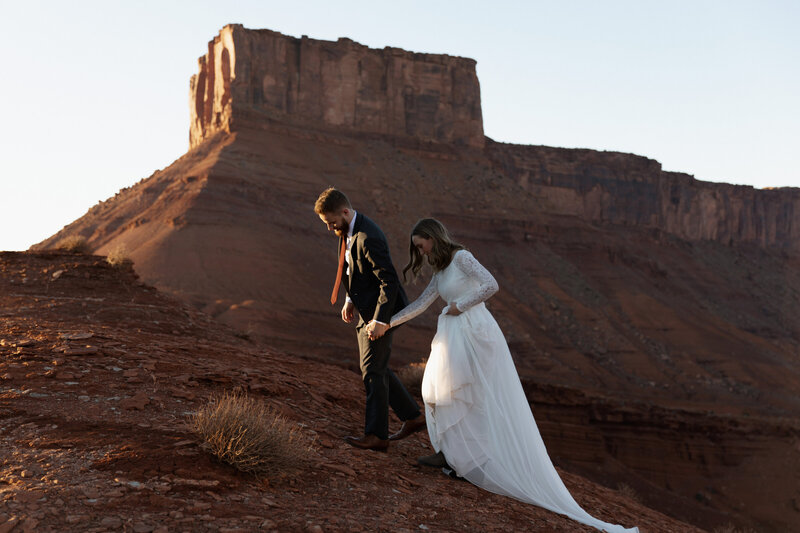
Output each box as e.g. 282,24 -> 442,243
332,221 -> 348,237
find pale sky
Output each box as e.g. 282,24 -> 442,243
1,1 -> 798,251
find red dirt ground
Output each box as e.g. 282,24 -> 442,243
0,251 -> 696,532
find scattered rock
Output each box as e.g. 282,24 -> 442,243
59,332 -> 93,340
100,516 -> 123,528
171,389 -> 195,400
63,346 -> 99,356
0,516 -> 20,533
172,478 -> 219,488
322,463 -> 356,477
19,518 -> 39,533
120,391 -> 150,410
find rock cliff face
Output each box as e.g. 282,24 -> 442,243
189,24 -> 799,253
487,141 -> 800,253
190,24 -> 484,149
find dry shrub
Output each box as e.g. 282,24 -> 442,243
192,391 -> 311,476
397,360 -> 427,398
616,483 -> 640,503
106,245 -> 132,268
56,235 -> 92,254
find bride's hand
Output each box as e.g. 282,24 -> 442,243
367,321 -> 389,340
445,304 -> 462,316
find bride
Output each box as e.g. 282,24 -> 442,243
367,219 -> 638,533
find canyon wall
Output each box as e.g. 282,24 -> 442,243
487,141 -> 800,253
189,24 -> 484,149
188,24 -> 798,254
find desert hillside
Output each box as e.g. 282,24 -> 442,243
30,25 -> 800,531
0,250 -> 680,532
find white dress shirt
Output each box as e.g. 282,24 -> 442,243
345,210 -> 357,276
344,211 -> 357,304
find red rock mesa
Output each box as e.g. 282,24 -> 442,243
189,24 -> 484,149
34,24 -> 800,532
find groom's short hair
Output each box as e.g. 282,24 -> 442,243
314,188 -> 351,214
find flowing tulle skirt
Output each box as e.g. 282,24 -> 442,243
421,303 -> 638,533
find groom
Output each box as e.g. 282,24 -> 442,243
315,188 -> 425,451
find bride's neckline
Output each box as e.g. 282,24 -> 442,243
437,249 -> 467,274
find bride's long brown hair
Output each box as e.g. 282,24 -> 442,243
402,218 -> 465,282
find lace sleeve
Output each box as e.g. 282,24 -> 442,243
389,276 -> 440,328
452,250 -> 499,312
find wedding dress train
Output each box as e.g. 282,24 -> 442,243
390,250 -> 638,533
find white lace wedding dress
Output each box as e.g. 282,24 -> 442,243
390,250 -> 638,533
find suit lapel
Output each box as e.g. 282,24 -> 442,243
348,213 -> 362,285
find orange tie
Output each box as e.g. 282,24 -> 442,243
330,238 -> 346,305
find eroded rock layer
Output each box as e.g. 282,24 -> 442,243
487,142 -> 800,252
190,24 -> 484,149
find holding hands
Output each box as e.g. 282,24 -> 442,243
366,320 -> 390,340
367,304 -> 461,341
343,300 -> 391,339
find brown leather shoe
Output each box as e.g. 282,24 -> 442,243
343,434 -> 389,452
417,450 -> 448,468
389,414 -> 426,441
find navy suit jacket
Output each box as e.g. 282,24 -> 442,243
342,213 -> 408,325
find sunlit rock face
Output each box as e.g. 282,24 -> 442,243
486,142 -> 800,253
189,24 -> 484,150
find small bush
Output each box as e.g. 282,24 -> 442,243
397,360 -> 427,398
192,391 -> 311,476
56,236 -> 92,254
106,245 -> 132,268
616,483 -> 640,503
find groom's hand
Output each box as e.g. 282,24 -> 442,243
341,301 -> 355,323
368,321 -> 390,340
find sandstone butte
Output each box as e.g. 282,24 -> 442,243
26,24 -> 800,531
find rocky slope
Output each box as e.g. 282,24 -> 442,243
1,251 -> 677,532
31,25 -> 800,531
